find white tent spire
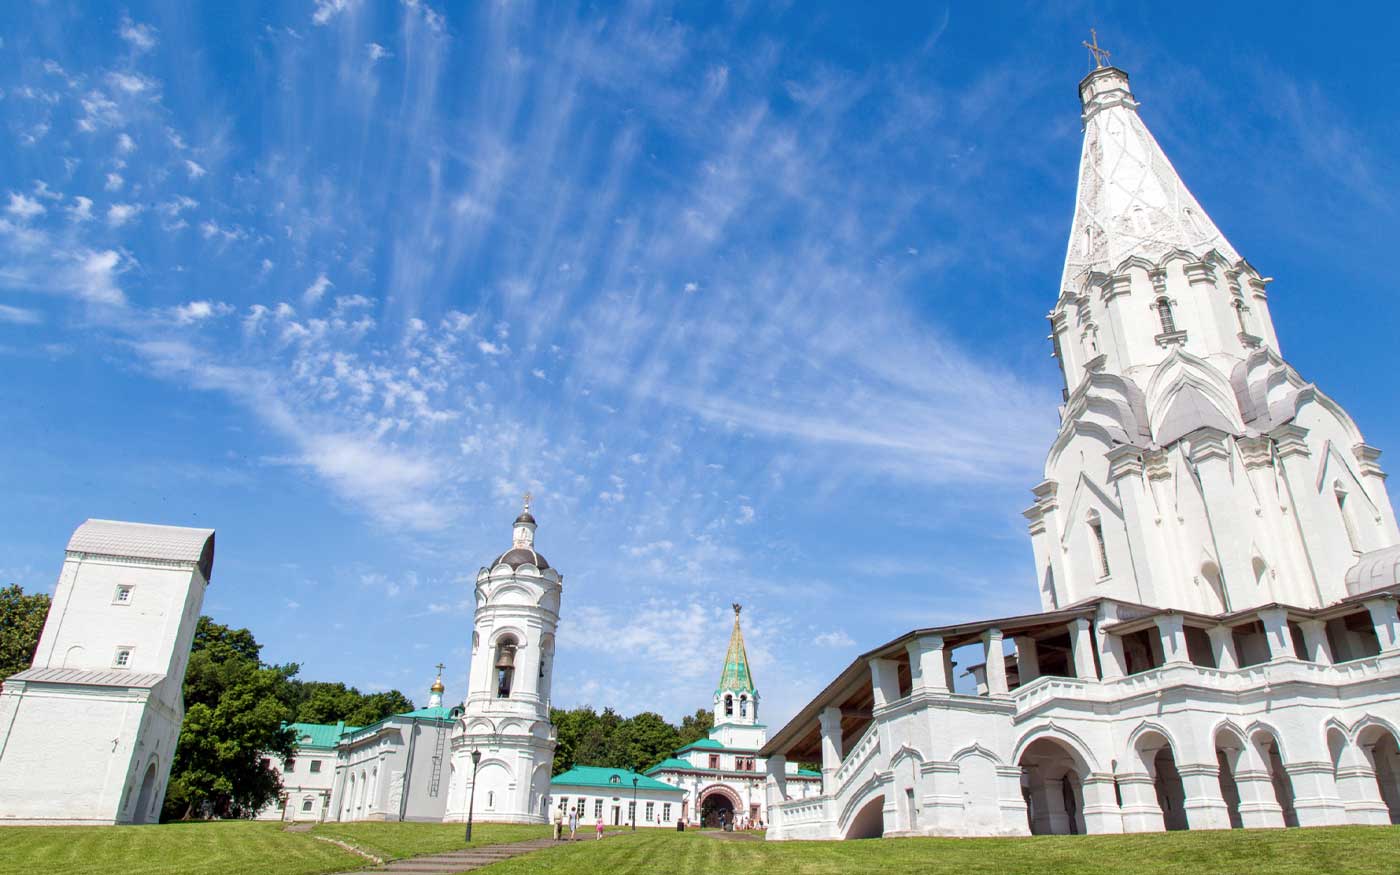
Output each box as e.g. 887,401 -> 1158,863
1061,63 -> 1238,294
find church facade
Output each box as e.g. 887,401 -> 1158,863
647,606 -> 822,826
759,61 -> 1400,840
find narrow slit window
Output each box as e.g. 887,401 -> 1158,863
1155,297 -> 1176,334
1090,517 -> 1111,578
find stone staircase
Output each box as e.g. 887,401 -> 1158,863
343,833 -> 619,874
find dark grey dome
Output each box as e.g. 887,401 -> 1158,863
515,511 -> 537,526
493,547 -> 550,570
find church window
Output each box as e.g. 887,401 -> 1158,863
114,585 -> 133,604
1088,514 -> 1110,578
609,775 -> 620,784
1154,297 -> 1177,335
1232,297 -> 1249,333
487,791 -> 495,809
302,797 -> 314,812
628,801 -> 636,822
113,647 -> 132,668
645,801 -> 655,822
594,799 -> 603,818
724,694 -> 733,717
495,636 -> 518,698
284,759 -> 295,773
310,760 -> 322,773
1336,484 -> 1362,554
708,754 -> 721,770
739,695 -> 747,717
663,803 -> 672,822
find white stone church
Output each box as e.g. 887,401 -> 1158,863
757,60 -> 1400,840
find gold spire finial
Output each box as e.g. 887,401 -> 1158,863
430,663 -> 446,693
1083,28 -> 1111,69
523,491 -> 532,512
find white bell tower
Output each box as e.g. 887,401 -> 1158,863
443,496 -> 559,824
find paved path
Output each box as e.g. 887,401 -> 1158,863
341,833 -> 623,875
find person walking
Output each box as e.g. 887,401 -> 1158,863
568,805 -> 579,840
595,814 -> 604,840
553,804 -> 564,841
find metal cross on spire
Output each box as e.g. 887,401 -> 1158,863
522,491 -> 531,512
435,662 -> 445,675
1083,28 -> 1111,69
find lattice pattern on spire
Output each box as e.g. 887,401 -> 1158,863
716,605 -> 756,695
1061,71 -> 1238,293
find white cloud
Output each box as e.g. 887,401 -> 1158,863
171,300 -> 234,324
6,193 -> 45,220
531,368 -> 546,379
119,16 -> 157,52
106,203 -> 142,227
69,250 -> 126,305
312,0 -> 353,25
477,340 -> 504,356
367,42 -> 389,61
0,304 -> 42,325
813,629 -> 855,648
157,195 -> 198,218
78,92 -> 122,131
184,159 -> 207,179
303,273 -> 332,307
104,173 -> 124,192
117,133 -> 136,153
67,196 -> 93,222
736,504 -> 755,525
108,72 -> 154,94
683,281 -> 699,293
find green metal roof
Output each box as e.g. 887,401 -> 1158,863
397,705 -> 457,721
716,608 -> 757,695
286,721 -> 356,749
796,768 -> 821,777
645,758 -> 694,774
550,765 -> 683,793
679,738 -> 724,750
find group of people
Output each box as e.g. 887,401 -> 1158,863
552,804 -> 605,841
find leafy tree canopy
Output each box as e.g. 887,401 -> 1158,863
550,705 -> 718,776
0,584 -> 51,679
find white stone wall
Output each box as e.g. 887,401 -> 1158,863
551,786 -> 685,828
256,749 -> 337,822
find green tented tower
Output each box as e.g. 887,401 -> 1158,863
714,603 -> 759,726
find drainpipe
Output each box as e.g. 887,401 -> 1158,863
399,718 -> 419,823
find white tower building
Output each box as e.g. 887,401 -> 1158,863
711,604 -> 764,750
0,519 -> 215,825
443,498 -> 559,824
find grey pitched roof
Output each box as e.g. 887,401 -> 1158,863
5,666 -> 166,689
67,519 -> 216,581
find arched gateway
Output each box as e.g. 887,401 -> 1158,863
698,784 -> 741,827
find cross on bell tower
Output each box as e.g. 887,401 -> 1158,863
1082,28 -> 1111,69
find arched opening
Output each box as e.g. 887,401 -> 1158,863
495,635 -> 518,698
1233,296 -> 1250,334
1252,731 -> 1298,827
1086,511 -> 1110,579
1213,729 -> 1245,829
1136,731 -> 1188,831
699,788 -> 736,828
723,694 -> 733,717
1019,738 -> 1087,835
844,795 -> 885,839
345,773 -> 355,818
133,761 -> 159,824
739,694 -> 748,718
1358,725 -> 1400,823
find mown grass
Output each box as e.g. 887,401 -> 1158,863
309,821 -> 551,860
0,820 -> 360,875
477,824 -> 1400,875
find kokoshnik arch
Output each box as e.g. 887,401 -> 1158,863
757,58 -> 1400,840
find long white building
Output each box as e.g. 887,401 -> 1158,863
759,59 -> 1400,840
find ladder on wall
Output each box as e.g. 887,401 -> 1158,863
428,723 -> 448,796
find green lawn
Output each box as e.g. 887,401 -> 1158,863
309,821 -> 550,860
474,825 -> 1400,875
1,821 -> 1395,875
0,821 -> 360,875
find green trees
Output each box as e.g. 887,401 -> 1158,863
0,585 -> 51,679
550,706 -> 717,775
284,682 -> 414,727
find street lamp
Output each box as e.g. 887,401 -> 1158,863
465,749 -> 482,843
631,776 -> 638,832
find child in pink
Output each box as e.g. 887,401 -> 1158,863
595,816 -> 604,840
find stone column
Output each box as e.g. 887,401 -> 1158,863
1042,777 -> 1071,834
1080,773 -> 1124,834
906,635 -> 949,693
1354,444 -> 1400,541
1116,772 -> 1166,833
982,628 -> 1008,696
869,658 -> 901,709
1333,743 -> 1392,825
1186,428 -> 1250,610
1154,614 -> 1191,665
764,754 -> 788,832
1257,608 -> 1295,661
1271,425 -> 1325,602
1365,598 -> 1400,652
1231,744 -> 1286,829
1177,761 -> 1234,830
1014,636 -> 1039,684
1068,618 -> 1098,680
1207,625 -> 1239,671
818,706 -> 843,792
1096,623 -> 1127,680
1106,446 -> 1165,605
1298,619 -> 1334,665
1285,761 -> 1348,826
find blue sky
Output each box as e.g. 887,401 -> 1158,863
2,2 -> 1398,729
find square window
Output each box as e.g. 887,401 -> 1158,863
594,799 -> 602,818
284,759 -> 295,773
663,803 -> 671,822
113,647 -> 132,668
310,760 -> 322,773
114,585 -> 133,604
301,798 -> 313,812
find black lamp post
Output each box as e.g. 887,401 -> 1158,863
465,749 -> 482,843
631,776 -> 638,831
